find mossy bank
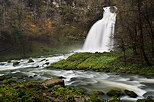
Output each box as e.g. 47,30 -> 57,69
47,52 -> 154,76
0,76 -> 122,102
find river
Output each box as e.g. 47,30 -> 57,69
0,53 -> 154,102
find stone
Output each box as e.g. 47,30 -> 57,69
28,59 -> 34,63
42,78 -> 65,88
45,62 -> 49,65
7,60 -> 11,63
92,91 -> 105,95
107,89 -> 124,97
124,90 -> 138,98
13,61 -> 20,66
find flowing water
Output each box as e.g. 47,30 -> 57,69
0,54 -> 154,102
82,6 -> 117,52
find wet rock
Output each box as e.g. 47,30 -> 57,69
28,59 -> 34,63
58,76 -> 65,79
0,63 -> 5,65
42,78 -> 65,88
147,96 -> 154,100
124,90 -> 138,98
108,97 -> 121,102
13,61 -> 20,66
34,75 -> 37,77
7,60 -> 11,63
91,91 -> 105,95
137,99 -> 154,102
45,62 -> 49,65
40,59 -> 46,62
107,89 -> 124,97
29,76 -> 33,78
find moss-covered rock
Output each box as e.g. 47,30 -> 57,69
124,90 -> 138,98
13,61 -> 20,66
0,78 -> 95,102
7,60 -> 11,63
107,89 -> 124,97
28,59 -> 34,63
91,91 -> 105,96
42,78 -> 65,88
108,97 -> 122,102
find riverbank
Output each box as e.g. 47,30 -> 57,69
1,75 -> 127,102
0,41 -> 82,62
47,51 -> 154,76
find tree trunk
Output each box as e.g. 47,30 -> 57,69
137,0 -> 152,66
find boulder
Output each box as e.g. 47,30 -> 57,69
42,78 -> 65,88
92,91 -> 105,95
107,89 -> 124,97
124,90 -> 138,98
13,61 -> 20,66
28,59 -> 34,63
7,60 -> 11,63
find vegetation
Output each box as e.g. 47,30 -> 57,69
0,0 -> 154,101
0,76 -> 122,102
0,0 -> 105,60
115,0 -> 154,66
47,52 -> 154,76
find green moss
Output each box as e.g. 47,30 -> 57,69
91,91 -> 105,96
124,90 -> 138,98
107,89 -> 124,97
4,78 -> 17,84
0,80 -> 96,102
47,52 -> 154,76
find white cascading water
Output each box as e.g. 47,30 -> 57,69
82,6 -> 117,52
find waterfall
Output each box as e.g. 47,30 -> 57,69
82,6 -> 117,52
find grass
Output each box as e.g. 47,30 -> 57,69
47,51 -> 154,76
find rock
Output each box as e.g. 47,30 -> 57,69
40,59 -> 46,62
58,76 -> 65,79
13,61 -> 20,66
28,59 -> 34,63
147,96 -> 154,100
7,60 -> 11,63
0,63 -> 5,65
29,76 -> 33,78
124,90 -> 138,98
42,78 -> 65,88
137,99 -> 154,102
108,97 -> 121,102
92,91 -> 105,95
45,62 -> 49,65
107,89 -> 124,97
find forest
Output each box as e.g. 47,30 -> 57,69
0,0 -> 154,102
0,0 -> 153,66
